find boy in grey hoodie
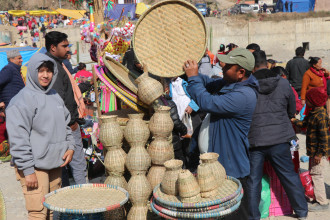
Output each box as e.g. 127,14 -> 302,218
6,53 -> 75,220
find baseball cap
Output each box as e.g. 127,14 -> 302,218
217,48 -> 255,71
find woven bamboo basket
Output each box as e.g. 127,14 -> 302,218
127,204 -> 149,220
104,147 -> 127,174
200,188 -> 219,198
103,55 -> 138,94
147,165 -> 166,189
133,0 -> 207,78
126,145 -> 151,172
197,163 -> 219,193
178,170 -> 200,199
104,174 -> 128,190
43,184 -> 129,214
200,153 -> 227,186
147,137 -> 174,165
127,172 -> 152,205
149,106 -> 174,138
99,116 -> 124,148
124,114 -> 150,146
181,194 -> 201,203
135,72 -> 163,105
161,159 -> 183,196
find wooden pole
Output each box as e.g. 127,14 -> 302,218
76,41 -> 80,64
92,64 -> 102,120
93,0 -> 105,26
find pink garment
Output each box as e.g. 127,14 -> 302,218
292,86 -> 303,113
74,69 -> 93,82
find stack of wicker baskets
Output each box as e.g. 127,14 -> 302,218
147,106 -> 175,189
99,116 -> 127,189
124,113 -> 152,220
150,153 -> 244,219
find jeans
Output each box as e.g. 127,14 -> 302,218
247,143 -> 308,220
62,127 -> 87,186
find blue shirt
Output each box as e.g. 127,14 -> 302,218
188,75 -> 258,178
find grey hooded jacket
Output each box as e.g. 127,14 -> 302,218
6,53 -> 75,176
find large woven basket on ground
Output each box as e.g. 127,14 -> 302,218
133,0 -> 207,77
43,184 -> 129,214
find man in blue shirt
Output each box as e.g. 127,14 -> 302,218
184,48 -> 259,220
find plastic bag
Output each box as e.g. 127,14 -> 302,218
182,113 -> 193,136
259,175 -> 271,219
198,113 -> 211,154
299,171 -> 315,201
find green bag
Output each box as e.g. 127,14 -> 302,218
259,175 -> 271,219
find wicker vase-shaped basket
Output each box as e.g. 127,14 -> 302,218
200,153 -> 226,186
147,165 -> 166,189
147,137 -> 174,165
127,172 -> 152,205
127,204 -> 148,220
161,159 -> 183,196
178,170 -> 200,198
135,72 -> 163,105
149,106 -> 174,138
104,147 -> 127,174
197,163 -> 219,196
99,116 -> 124,149
104,174 -> 128,190
126,144 -> 151,172
124,114 -> 150,146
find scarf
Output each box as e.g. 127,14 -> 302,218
62,64 -> 86,118
310,67 -> 327,90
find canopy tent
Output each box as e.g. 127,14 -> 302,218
104,4 -> 136,20
29,10 -> 59,16
8,10 -> 26,17
0,46 -> 40,73
55,8 -> 86,19
135,3 -> 150,16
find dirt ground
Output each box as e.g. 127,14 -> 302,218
0,133 -> 329,219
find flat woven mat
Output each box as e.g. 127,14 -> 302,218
0,188 -> 6,220
43,184 -> 129,214
153,176 -> 241,208
133,0 -> 207,78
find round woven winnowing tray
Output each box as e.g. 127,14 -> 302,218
103,55 -> 138,94
133,0 -> 207,78
153,176 -> 241,208
43,184 -> 129,214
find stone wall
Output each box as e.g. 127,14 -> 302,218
206,16 -> 330,63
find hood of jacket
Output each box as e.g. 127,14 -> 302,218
26,53 -> 58,94
253,68 -> 280,95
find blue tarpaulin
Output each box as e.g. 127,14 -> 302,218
104,4 -> 136,20
0,46 -> 40,70
276,0 -> 315,13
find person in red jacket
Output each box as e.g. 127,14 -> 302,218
0,102 -> 9,162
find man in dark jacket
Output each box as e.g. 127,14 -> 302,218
184,48 -> 259,220
0,49 -> 25,107
248,50 -> 308,220
285,47 -> 310,95
45,31 -> 87,186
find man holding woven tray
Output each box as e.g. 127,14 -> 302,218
183,48 -> 259,220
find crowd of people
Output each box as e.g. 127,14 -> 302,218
0,12 -> 89,45
0,29 -> 329,220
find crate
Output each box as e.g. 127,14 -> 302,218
264,161 -> 293,217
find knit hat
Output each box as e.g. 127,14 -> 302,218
6,49 -> 21,59
306,87 -> 328,107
